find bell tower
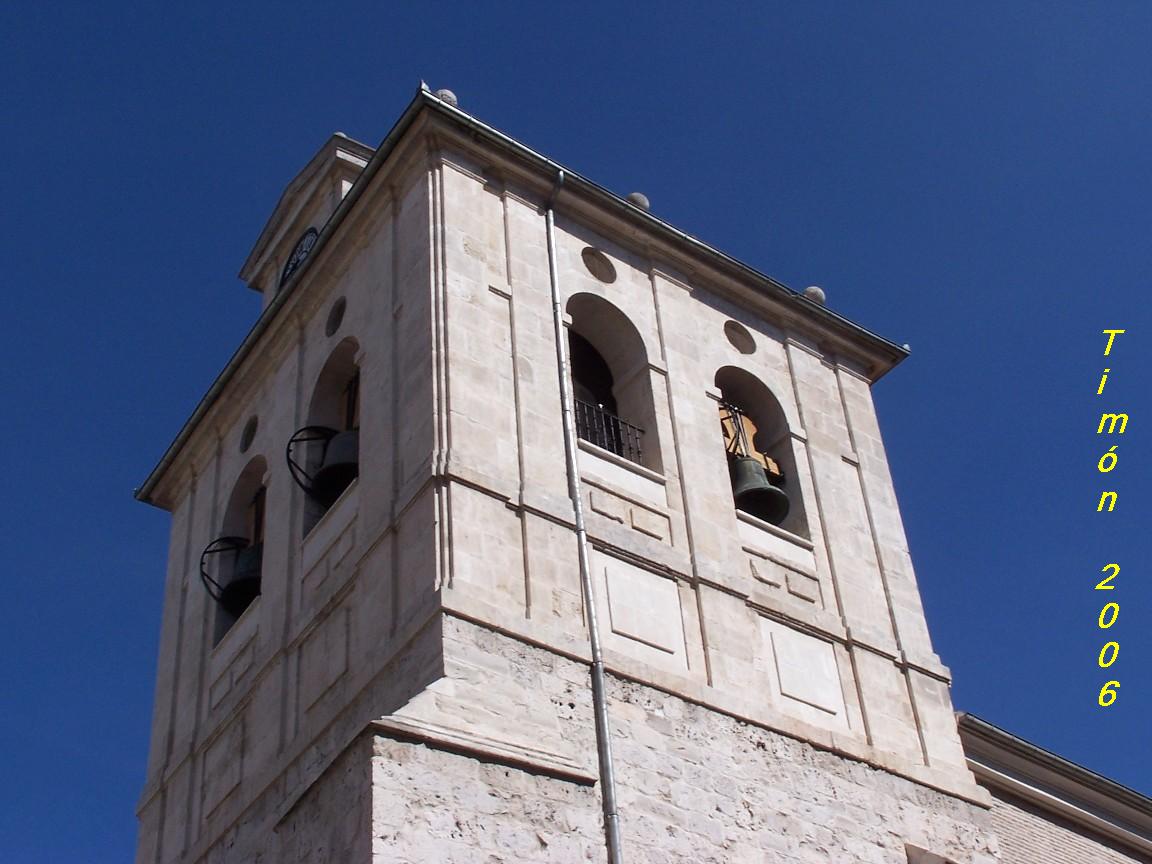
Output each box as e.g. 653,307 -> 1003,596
136,88 -> 998,863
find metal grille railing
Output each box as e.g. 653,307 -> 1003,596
575,399 -> 645,464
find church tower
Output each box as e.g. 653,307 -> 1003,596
136,87 -> 998,863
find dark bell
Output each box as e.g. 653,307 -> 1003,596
311,429 -> 360,507
729,456 -> 790,525
219,542 -> 262,618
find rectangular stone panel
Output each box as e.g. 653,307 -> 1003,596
786,570 -> 822,605
577,445 -> 667,508
299,606 -> 350,711
747,550 -> 784,587
738,515 -> 816,574
209,636 -> 255,709
590,488 -> 627,523
586,482 -> 671,544
595,551 -> 687,672
745,547 -> 824,611
629,503 -> 668,541
201,717 -> 243,817
301,485 -> 359,595
760,618 -> 849,732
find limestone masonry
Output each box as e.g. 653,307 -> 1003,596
135,87 -> 1152,863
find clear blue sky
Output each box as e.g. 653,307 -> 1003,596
3,2 -> 1150,860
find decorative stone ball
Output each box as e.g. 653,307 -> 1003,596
434,89 -> 458,107
626,192 -> 651,211
803,285 -> 826,305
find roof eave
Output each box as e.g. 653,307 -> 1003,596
958,712 -> 1152,820
137,86 -> 909,506
237,133 -> 376,287
417,91 -> 909,378
136,93 -> 431,506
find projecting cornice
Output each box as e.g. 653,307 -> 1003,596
411,88 -> 909,381
136,84 -> 909,506
958,713 -> 1152,856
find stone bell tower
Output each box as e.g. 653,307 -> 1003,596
135,87 -> 999,863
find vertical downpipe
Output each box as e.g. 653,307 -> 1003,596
545,170 -> 624,864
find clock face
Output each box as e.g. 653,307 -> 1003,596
279,227 -> 319,288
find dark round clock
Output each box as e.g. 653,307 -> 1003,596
279,227 -> 319,288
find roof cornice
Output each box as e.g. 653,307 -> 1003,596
415,90 -> 908,379
958,713 -> 1152,854
137,85 -> 909,505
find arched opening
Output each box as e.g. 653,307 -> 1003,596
200,457 -> 267,644
286,338 -> 361,535
566,293 -> 661,472
715,367 -> 808,536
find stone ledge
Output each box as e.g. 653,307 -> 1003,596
438,607 -> 992,808
369,716 -> 597,786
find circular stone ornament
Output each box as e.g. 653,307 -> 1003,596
325,297 -> 347,336
724,320 -> 756,355
240,416 -> 259,453
581,247 -> 617,284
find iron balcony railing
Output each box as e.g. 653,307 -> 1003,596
574,399 -> 645,465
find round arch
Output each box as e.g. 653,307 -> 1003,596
715,366 -> 808,536
566,293 -> 661,471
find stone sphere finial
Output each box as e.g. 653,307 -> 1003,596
803,285 -> 826,305
434,89 -> 458,107
626,192 -> 650,211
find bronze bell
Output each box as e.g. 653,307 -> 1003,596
729,455 -> 790,525
219,542 -> 263,618
311,429 -> 360,507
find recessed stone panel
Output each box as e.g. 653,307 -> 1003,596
786,570 -> 822,605
209,636 -> 255,709
596,552 -> 687,670
201,717 -> 243,817
761,618 -> 848,730
747,550 -> 783,587
301,485 -> 359,595
299,606 -> 350,710
746,548 -> 824,611
577,445 -> 667,508
590,488 -> 627,523
629,503 -> 669,541
586,482 -> 672,544
738,516 -> 816,575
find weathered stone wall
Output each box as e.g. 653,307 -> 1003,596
371,738 -> 603,863
989,790 -> 1150,864
607,679 -> 995,864
273,734 -> 373,864
365,617 -> 998,864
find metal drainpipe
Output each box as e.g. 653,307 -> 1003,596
545,169 -> 625,864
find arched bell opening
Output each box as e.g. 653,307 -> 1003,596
287,338 -> 360,535
201,457 -> 267,644
715,367 -> 808,536
566,293 -> 661,472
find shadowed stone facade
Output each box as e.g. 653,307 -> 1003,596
135,88 -> 1149,863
